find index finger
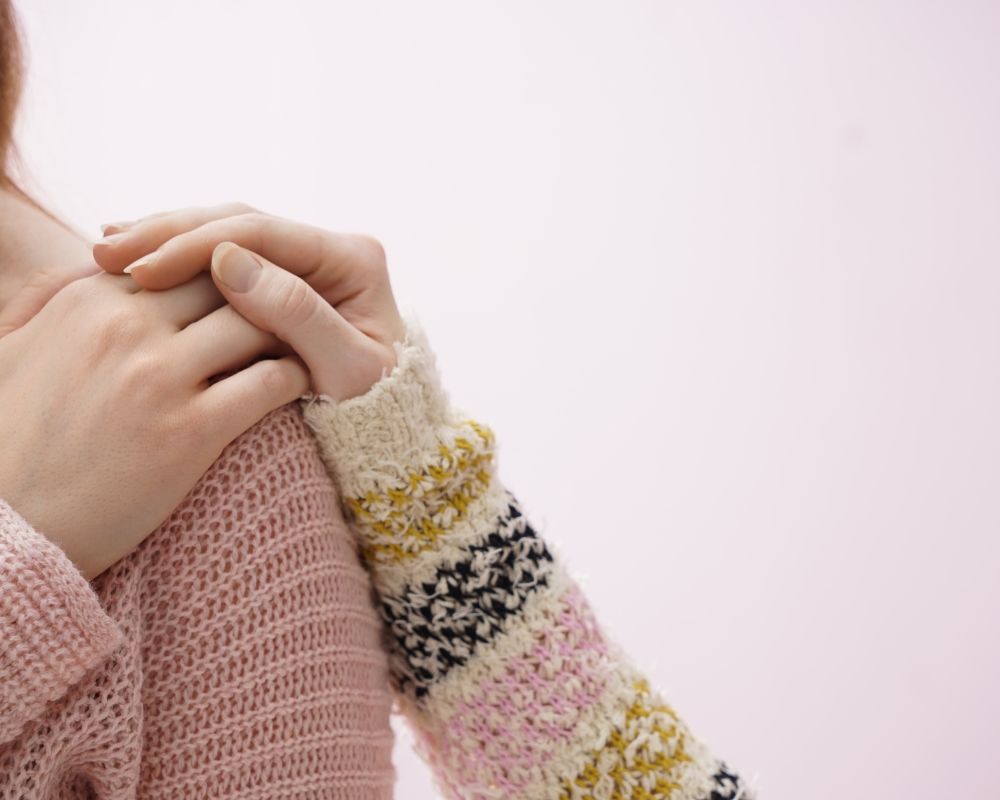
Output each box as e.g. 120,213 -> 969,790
101,213 -> 377,306
92,202 -> 258,273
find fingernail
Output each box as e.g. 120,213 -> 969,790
123,253 -> 157,275
213,244 -> 261,292
95,231 -> 129,247
100,221 -> 134,236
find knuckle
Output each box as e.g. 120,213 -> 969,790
351,233 -> 387,270
227,201 -> 258,215
122,350 -> 167,391
257,359 -> 292,397
54,273 -> 96,303
231,212 -> 269,250
236,211 -> 267,227
154,403 -> 191,438
162,212 -> 200,239
273,278 -> 317,329
159,408 -> 209,459
91,304 -> 145,347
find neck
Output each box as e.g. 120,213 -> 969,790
0,187 -> 93,314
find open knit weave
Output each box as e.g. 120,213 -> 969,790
0,404 -> 395,799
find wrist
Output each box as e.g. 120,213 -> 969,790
298,314 -> 506,582
299,313 -> 455,482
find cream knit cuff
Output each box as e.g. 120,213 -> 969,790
297,312 -> 456,497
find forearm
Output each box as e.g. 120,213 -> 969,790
300,316 -> 753,799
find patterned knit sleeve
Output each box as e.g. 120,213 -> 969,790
0,497 -> 123,747
299,316 -> 754,800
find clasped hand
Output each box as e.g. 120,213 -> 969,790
0,202 -> 406,579
95,202 -> 407,402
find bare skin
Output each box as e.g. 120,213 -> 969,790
0,189 -> 98,332
0,191 -> 309,578
94,203 -> 406,401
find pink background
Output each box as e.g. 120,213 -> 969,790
14,1 -> 1000,797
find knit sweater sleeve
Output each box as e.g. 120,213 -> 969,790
299,316 -> 754,800
0,497 -> 123,747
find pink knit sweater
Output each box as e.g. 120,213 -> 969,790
0,403 -> 396,799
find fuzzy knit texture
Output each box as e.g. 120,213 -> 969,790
299,315 -> 756,800
0,404 -> 396,799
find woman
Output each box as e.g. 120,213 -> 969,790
0,4 -> 753,798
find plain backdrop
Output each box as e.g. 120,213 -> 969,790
13,2 -> 1000,798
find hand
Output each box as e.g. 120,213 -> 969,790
93,203 -> 406,402
0,269 -> 309,579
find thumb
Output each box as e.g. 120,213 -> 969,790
210,242 -> 382,401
